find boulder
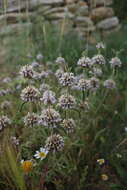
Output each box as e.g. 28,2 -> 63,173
91,7 -> 114,22
96,17 -> 119,30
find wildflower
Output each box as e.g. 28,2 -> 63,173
36,53 -> 43,61
39,83 -> 50,92
62,119 -> 75,133
21,160 -> 33,173
58,72 -> 75,87
89,77 -> 100,91
101,174 -> 108,181
103,79 -> 116,89
2,77 -> 12,83
78,79 -> 91,91
0,89 -> 7,96
33,71 -> 49,80
39,108 -> 61,128
58,94 -> 76,109
34,148 -> 48,160
56,57 -> 66,65
1,101 -> 12,109
21,86 -> 40,102
45,134 -> 64,152
77,56 -> 92,68
24,112 -> 39,127
0,116 -> 11,130
40,90 -> 56,105
31,61 -> 40,68
97,158 -> 105,165
96,42 -> 105,50
10,136 -> 19,146
92,54 -> 106,65
89,67 -> 103,77
55,69 -> 64,79
110,57 -> 122,69
19,65 -> 34,79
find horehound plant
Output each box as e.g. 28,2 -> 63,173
0,43 -> 124,190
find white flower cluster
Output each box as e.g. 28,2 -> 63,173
21,86 -> 40,102
0,115 -> 11,131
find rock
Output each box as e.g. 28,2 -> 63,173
1,0 -> 64,13
77,5 -> 89,16
65,0 -> 76,4
102,24 -> 121,36
96,17 -> 119,30
91,0 -> 113,8
0,23 -> 32,36
67,4 -> 78,13
46,12 -> 74,20
75,16 -> 94,27
30,0 -> 64,7
91,7 -> 114,22
0,13 -> 33,26
42,7 -> 67,16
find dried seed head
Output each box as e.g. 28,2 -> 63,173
62,119 -> 75,133
45,134 -> 64,152
40,90 -> 56,105
39,108 -> 61,128
24,112 -> 39,127
58,94 -> 76,109
21,86 -> 40,102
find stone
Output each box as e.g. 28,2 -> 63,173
91,7 -> 114,22
30,0 -> 64,7
45,12 -> 74,20
96,17 -> 119,30
102,24 -> 121,36
42,7 -> 67,16
90,0 -> 113,8
65,0 -> 76,4
0,13 -> 33,26
67,4 -> 78,13
77,5 -> 89,16
75,16 -> 94,27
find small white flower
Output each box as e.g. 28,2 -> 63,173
92,54 -> 106,65
36,53 -> 43,61
34,148 -> 48,160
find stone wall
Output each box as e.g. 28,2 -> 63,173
0,0 -> 120,37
